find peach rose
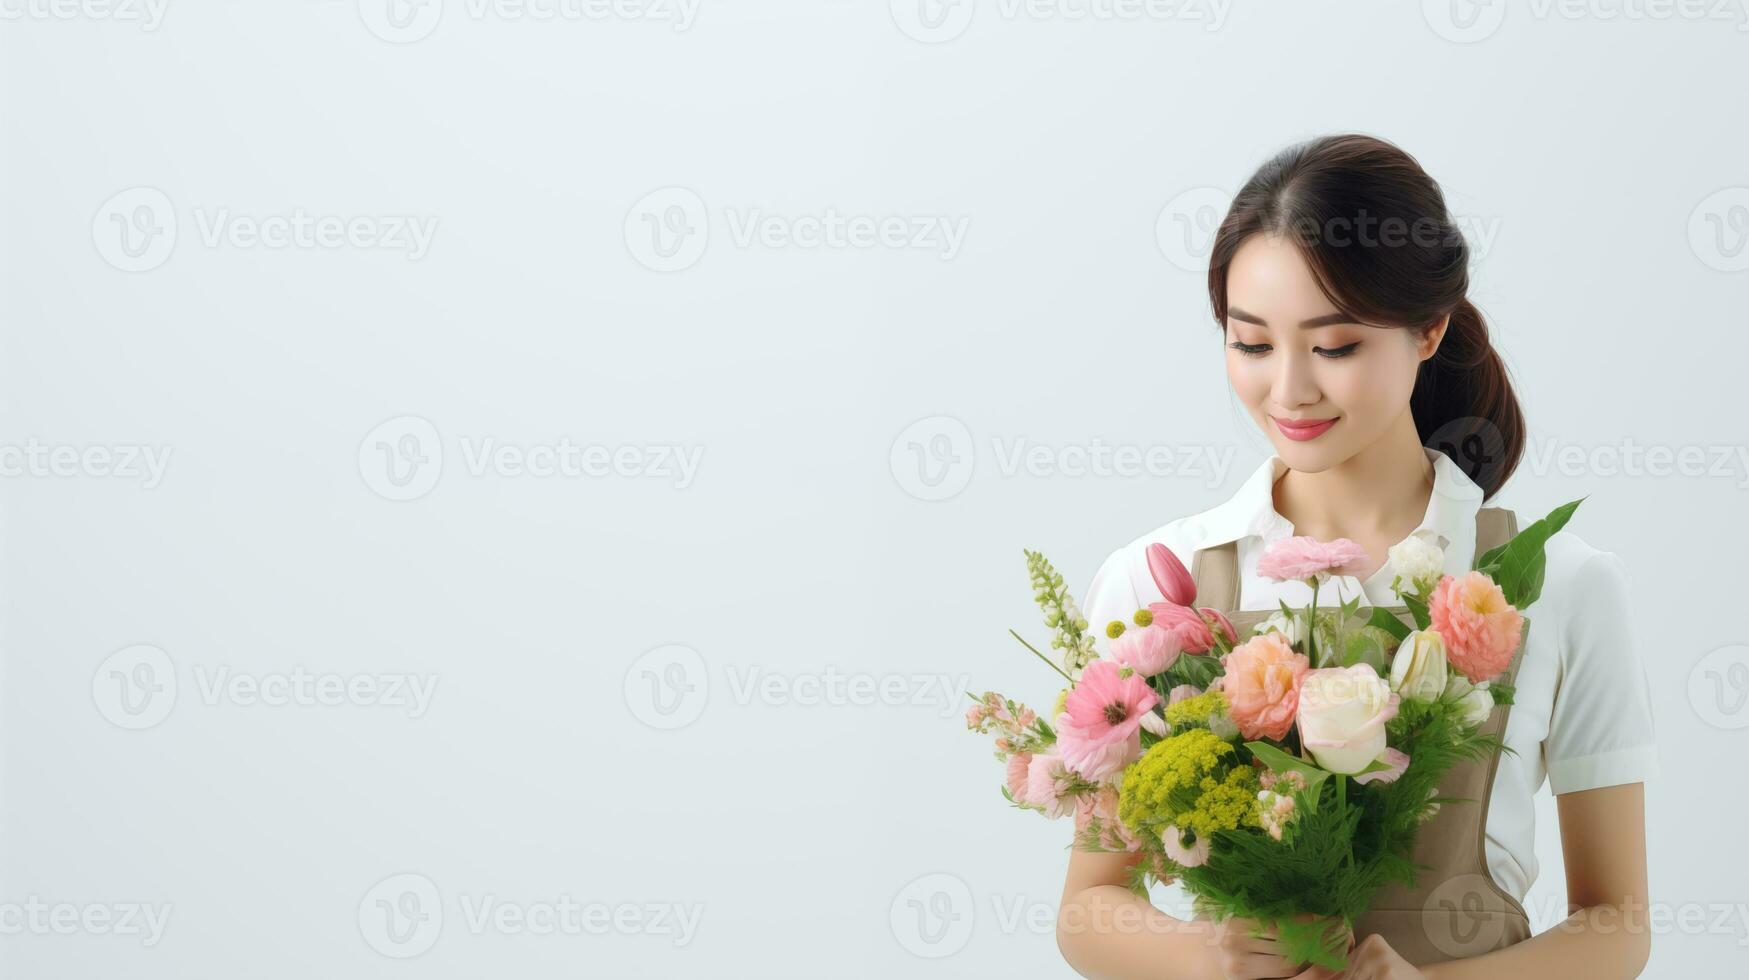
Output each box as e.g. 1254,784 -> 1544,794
1218,632 -> 1310,741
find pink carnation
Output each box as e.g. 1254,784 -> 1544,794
1257,536 -> 1369,583
1219,632 -> 1310,740
1056,660 -> 1158,781
1075,784 -> 1142,852
1429,571 -> 1524,682
1109,624 -> 1184,676
1023,753 -> 1076,819
1005,752 -> 1033,801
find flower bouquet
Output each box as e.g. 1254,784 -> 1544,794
966,500 -> 1582,970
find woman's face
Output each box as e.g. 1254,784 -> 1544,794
1222,233 -> 1442,472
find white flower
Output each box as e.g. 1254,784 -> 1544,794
1253,610 -> 1301,645
1387,532 -> 1446,596
1139,710 -> 1168,737
1389,629 -> 1450,702
1252,610 -> 1332,658
1446,675 -> 1495,728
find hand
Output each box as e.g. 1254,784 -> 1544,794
1212,915 -> 1355,980
1290,933 -> 1426,980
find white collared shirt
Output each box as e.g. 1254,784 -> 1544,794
1081,447 -> 1661,903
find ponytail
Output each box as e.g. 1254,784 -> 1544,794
1411,299 -> 1524,499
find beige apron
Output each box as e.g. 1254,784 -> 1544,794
1189,507 -> 1533,967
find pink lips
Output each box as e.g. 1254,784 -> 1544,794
1272,416 -> 1338,441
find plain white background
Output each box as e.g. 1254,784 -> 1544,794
3,2 -> 1747,976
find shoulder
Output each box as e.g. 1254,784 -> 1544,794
1522,527 -> 1636,654
1537,528 -> 1631,602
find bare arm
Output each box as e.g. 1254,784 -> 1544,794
1422,783 -> 1651,980
1057,844 -> 1333,980
1057,846 -> 1219,980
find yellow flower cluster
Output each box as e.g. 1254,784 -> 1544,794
1164,690 -> 1230,730
1119,726 -> 1262,842
1179,767 -> 1262,839
1119,729 -> 1221,828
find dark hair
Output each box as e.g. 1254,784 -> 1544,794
1205,133 -> 1524,499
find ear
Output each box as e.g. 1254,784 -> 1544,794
1417,315 -> 1450,361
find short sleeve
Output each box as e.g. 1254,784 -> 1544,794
1542,549 -> 1661,795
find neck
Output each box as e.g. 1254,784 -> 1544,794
1272,412 -> 1435,540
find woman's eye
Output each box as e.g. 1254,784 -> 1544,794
1228,342 -> 1271,357
1314,343 -> 1361,359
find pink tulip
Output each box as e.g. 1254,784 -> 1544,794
1146,542 -> 1197,607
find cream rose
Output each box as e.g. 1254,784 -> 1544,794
1387,532 -> 1446,596
1388,629 -> 1450,702
1295,665 -> 1401,774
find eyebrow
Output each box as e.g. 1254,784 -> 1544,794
1226,307 -> 1358,328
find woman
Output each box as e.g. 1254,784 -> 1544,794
1055,135 -> 1657,979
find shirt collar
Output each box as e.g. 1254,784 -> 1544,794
1191,446 -> 1484,552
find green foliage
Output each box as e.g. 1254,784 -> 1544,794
1473,498 -> 1584,608
1365,605 -> 1411,642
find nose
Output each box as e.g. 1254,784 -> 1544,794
1269,347 -> 1322,411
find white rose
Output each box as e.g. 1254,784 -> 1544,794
1388,629 -> 1450,702
1447,675 -> 1495,728
1387,533 -> 1446,595
1295,665 -> 1400,774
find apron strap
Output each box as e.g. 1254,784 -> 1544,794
1188,505 -> 1520,610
